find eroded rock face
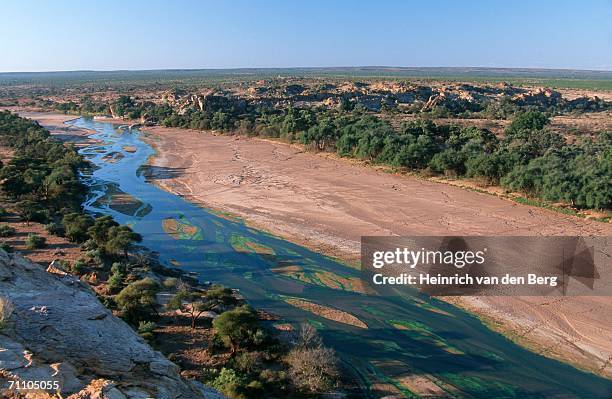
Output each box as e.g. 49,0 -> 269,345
0,251 -> 224,399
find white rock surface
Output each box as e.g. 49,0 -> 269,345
0,250 -> 225,399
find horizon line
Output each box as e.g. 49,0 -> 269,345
2,65 -> 612,75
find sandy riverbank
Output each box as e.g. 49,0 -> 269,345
141,125 -> 612,378
8,109 -> 100,146
16,111 -> 612,378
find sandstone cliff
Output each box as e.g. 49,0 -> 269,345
0,250 -> 224,399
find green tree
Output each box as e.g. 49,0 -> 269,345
166,289 -> 213,329
213,305 -> 264,354
62,213 -> 94,242
115,278 -> 159,325
105,225 -> 142,259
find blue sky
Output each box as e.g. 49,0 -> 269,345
1,0 -> 611,72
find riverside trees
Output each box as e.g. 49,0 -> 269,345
0,111 -> 87,217
100,95 -> 612,209
256,109 -> 611,209
0,111 -> 143,259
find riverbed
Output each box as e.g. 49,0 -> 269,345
72,117 -> 612,398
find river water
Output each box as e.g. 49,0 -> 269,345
72,117 -> 611,398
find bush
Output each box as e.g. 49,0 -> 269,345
26,233 -> 46,249
210,368 -> 248,399
45,222 -> 64,236
107,264 -> 126,294
233,351 -> 264,374
286,324 -> 339,393
71,260 -> 86,275
162,277 -> 179,289
0,225 -> 16,237
137,320 -> 157,344
85,248 -> 104,265
0,242 -> 13,253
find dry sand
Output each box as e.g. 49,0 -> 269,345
142,125 -> 612,377
11,110 -> 99,146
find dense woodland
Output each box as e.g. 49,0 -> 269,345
103,96 -> 611,210
0,111 -> 142,255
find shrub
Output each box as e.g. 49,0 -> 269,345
26,233 -> 46,249
0,225 -> 16,237
162,277 -> 179,289
110,262 -> 126,275
0,242 -> 13,253
137,320 -> 157,344
286,324 -> 339,393
107,264 -> 126,294
85,248 -> 104,265
210,368 -> 248,399
233,351 -> 264,374
45,222 -> 64,236
71,260 -> 86,275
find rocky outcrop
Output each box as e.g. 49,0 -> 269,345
512,87 -> 563,108
0,250 -> 224,399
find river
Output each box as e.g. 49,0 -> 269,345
72,117 -> 612,398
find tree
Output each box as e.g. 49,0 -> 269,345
168,285 -> 237,329
115,278 -> 159,324
286,324 -> 339,393
107,262 -> 126,294
16,199 -> 44,225
62,213 -> 93,242
205,285 -> 238,307
213,305 -> 264,354
506,110 -> 549,137
166,289 -> 214,329
87,215 -> 118,246
87,216 -> 141,258
105,225 -> 142,259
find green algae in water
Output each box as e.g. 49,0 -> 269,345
441,374 -> 525,398
307,318 -> 325,330
361,305 -> 387,317
229,233 -> 275,255
271,263 -> 366,293
389,320 -> 464,355
162,213 -> 204,240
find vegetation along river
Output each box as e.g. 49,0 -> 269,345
72,117 -> 612,398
